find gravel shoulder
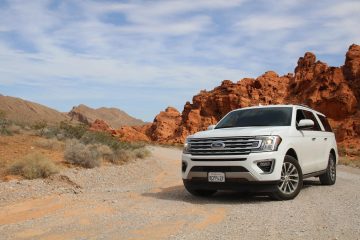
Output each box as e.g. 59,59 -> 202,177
0,146 -> 360,240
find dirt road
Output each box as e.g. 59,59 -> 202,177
1,146 -> 360,240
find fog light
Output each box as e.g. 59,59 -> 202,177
256,159 -> 275,173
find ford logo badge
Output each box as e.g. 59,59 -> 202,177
211,141 -> 225,149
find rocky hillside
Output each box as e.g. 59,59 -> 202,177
69,104 -> 144,128
0,95 -> 70,125
110,44 -> 360,144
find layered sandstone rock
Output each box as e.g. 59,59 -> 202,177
99,44 -> 360,144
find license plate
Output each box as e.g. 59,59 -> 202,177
208,172 -> 225,182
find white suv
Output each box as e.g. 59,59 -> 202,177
182,105 -> 338,200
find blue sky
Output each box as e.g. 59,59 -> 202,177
0,0 -> 359,121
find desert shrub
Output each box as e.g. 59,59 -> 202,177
7,153 -> 59,179
35,138 -> 64,150
0,110 -> 11,135
133,148 -> 151,159
80,131 -> 122,150
108,149 -> 133,165
64,139 -> 101,168
94,144 -> 114,161
339,156 -> 360,168
338,146 -> 347,156
32,120 -> 48,136
7,124 -> 21,134
59,121 -> 88,139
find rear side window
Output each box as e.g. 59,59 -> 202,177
296,109 -> 321,131
317,114 -> 333,132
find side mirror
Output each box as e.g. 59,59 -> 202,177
207,125 -> 216,130
297,119 -> 314,130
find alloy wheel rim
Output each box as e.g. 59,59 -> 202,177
330,158 -> 336,181
278,162 -> 299,195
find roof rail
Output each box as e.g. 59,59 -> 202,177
297,104 -> 311,108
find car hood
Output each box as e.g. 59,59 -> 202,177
190,126 -> 289,139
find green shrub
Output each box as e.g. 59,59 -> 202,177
32,121 -> 48,136
80,131 -> 122,150
64,139 -> 101,168
7,153 -> 59,179
59,121 -> 88,139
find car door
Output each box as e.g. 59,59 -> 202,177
292,109 -> 322,174
315,114 -> 334,170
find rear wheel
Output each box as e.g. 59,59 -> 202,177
270,155 -> 303,200
183,181 -> 216,197
319,153 -> 336,185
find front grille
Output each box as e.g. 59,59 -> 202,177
190,166 -> 248,172
188,137 -> 261,156
191,158 -> 247,161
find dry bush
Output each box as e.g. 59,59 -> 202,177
7,124 -> 22,134
7,153 -> 59,179
339,156 -> 360,168
94,144 -> 114,161
35,138 -> 64,150
133,148 -> 151,159
108,149 -> 133,165
64,139 -> 101,168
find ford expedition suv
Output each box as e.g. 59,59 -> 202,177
182,105 -> 338,200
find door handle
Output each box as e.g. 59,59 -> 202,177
312,138 -> 316,141
324,138 -> 327,141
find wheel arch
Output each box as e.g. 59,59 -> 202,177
330,148 -> 337,162
285,148 -> 298,161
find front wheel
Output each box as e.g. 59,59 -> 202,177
319,153 -> 336,185
270,155 -> 303,200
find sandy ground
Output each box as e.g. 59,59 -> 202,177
0,146 -> 360,240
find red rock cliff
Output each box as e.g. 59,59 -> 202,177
108,44 -> 360,144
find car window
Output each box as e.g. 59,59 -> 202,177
296,109 -> 306,124
215,107 -> 292,129
302,110 -> 322,131
296,109 -> 321,131
317,114 -> 333,132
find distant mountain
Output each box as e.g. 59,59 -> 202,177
0,95 -> 70,125
68,104 -> 144,128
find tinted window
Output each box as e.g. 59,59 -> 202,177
317,114 -> 333,132
296,109 -> 321,131
216,107 -> 292,129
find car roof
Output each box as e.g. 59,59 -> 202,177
229,104 -> 326,116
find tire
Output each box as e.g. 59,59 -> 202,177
319,153 -> 336,185
183,181 -> 216,197
270,155 -> 303,200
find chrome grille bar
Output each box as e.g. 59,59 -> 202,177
188,137 -> 261,156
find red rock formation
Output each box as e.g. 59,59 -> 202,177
114,44 -> 360,145
89,119 -> 117,135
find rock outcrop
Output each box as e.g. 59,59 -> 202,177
69,104 -> 144,128
102,44 -> 360,145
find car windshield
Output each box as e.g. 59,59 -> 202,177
215,107 -> 292,129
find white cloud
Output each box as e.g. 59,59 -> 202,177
235,15 -> 305,34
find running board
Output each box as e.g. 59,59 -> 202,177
303,169 -> 327,179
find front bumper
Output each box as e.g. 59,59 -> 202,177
183,179 -> 279,192
182,150 -> 284,183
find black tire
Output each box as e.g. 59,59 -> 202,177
319,153 -> 336,185
183,181 -> 216,197
270,155 -> 303,201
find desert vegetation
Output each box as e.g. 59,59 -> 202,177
7,153 -> 60,179
0,120 -> 151,180
338,145 -> 360,168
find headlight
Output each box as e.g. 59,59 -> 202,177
255,136 -> 282,152
183,138 -> 190,154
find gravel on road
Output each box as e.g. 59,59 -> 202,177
0,146 -> 359,240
